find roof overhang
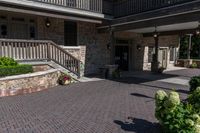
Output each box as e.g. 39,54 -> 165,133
98,0 -> 200,32
129,22 -> 199,33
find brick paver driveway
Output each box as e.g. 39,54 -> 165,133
0,68 -> 199,133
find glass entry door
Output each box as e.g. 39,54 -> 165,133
115,45 -> 129,71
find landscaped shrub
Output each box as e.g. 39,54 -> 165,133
190,62 -> 198,69
0,57 -> 18,66
188,87 -> 200,113
112,69 -> 120,79
189,76 -> 200,92
155,90 -> 200,133
0,65 -> 33,77
0,57 -> 33,77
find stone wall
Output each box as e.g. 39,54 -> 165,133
78,22 -> 110,75
143,35 -> 179,47
37,17 -> 65,46
62,46 -> 86,64
0,69 -> 61,97
36,17 -> 110,75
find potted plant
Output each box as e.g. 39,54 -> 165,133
58,74 -> 72,85
158,67 -> 166,73
190,62 -> 198,69
112,69 -> 121,79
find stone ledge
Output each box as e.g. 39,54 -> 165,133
61,46 -> 81,49
0,69 -> 61,97
0,69 -> 58,81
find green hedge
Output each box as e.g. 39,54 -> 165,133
189,76 -> 200,92
0,65 -> 33,77
0,57 -> 18,66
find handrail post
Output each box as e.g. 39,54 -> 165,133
47,42 -> 51,61
77,61 -> 81,79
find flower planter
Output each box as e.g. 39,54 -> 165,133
58,74 -> 72,85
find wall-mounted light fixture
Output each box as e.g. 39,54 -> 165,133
196,22 -> 200,35
106,43 -> 111,50
137,44 -> 142,51
45,18 -> 51,28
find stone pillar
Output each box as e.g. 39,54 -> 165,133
187,34 -> 192,60
185,34 -> 193,67
151,35 -> 160,72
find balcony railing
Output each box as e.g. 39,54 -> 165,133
29,0 -> 103,13
110,0 -> 196,18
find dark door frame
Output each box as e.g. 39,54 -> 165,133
114,39 -> 133,71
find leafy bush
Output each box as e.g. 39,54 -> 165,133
0,57 -> 33,77
0,57 -> 18,66
189,76 -> 200,92
112,69 -> 120,79
0,65 -> 33,77
155,90 -> 200,133
188,87 -> 200,113
190,63 -> 198,69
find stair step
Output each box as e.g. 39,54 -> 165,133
19,61 -> 80,81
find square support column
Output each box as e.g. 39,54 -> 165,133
151,36 -> 160,72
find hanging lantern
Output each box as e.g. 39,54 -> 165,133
153,26 -> 159,38
196,23 -> 200,35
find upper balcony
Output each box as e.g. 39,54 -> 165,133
103,0 -> 197,18
0,0 -> 105,21
29,0 -> 103,13
0,0 -> 198,20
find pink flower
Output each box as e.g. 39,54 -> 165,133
64,76 -> 70,81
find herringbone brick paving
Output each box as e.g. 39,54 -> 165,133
0,68 -> 199,133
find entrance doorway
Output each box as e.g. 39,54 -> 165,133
115,45 -> 129,71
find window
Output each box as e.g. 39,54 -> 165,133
30,26 -> 36,39
0,16 -> 7,20
64,21 -> 77,46
148,46 -> 154,63
12,17 -> 25,22
0,24 -> 7,38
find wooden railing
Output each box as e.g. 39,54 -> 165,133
109,0 -> 196,17
0,39 -> 81,78
29,0 -> 103,13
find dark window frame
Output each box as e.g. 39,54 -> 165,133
64,21 -> 77,46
